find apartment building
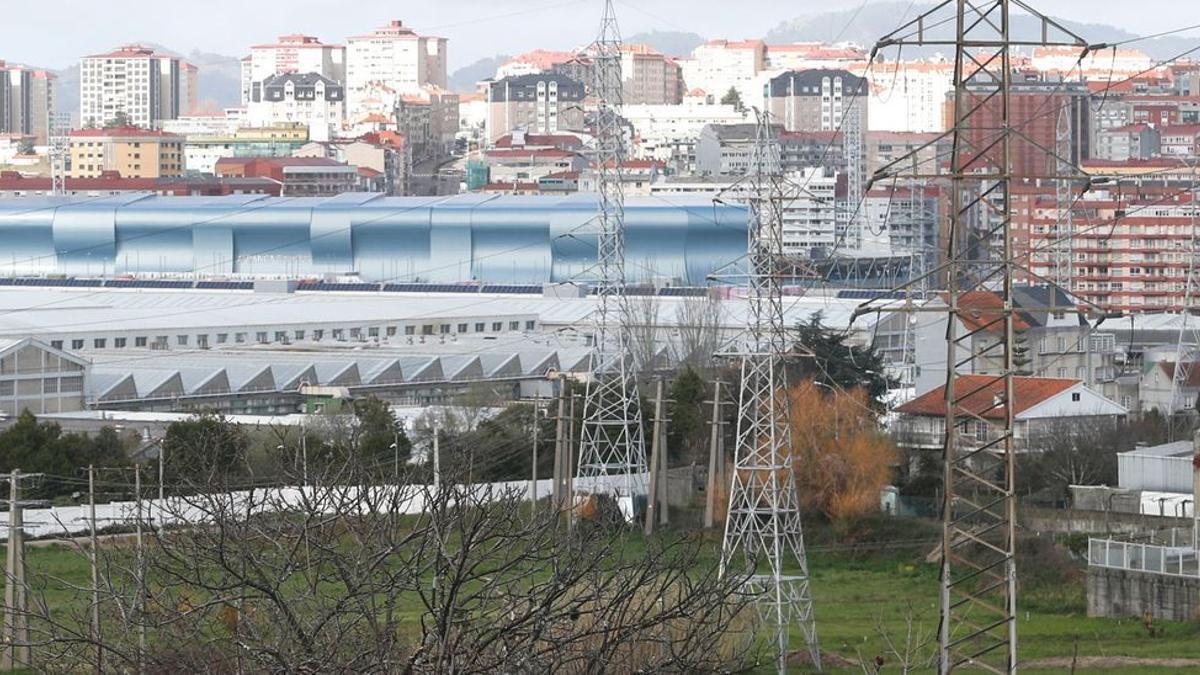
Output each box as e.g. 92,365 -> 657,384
247,72 -> 345,142
80,45 -> 185,128
766,69 -> 869,133
0,61 -> 55,143
214,156 -> 361,196
857,60 -> 953,133
241,34 -> 345,105
68,127 -> 185,178
345,20 -> 447,121
1094,123 -> 1161,161
485,73 -> 586,144
677,39 -> 767,105
620,45 -> 682,105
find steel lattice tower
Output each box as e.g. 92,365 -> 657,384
872,2 -> 1089,671
720,109 -> 820,673
576,0 -> 648,512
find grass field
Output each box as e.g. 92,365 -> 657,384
8,516 -> 1200,673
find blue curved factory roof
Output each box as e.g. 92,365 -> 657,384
0,193 -> 748,284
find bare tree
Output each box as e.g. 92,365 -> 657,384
18,431 -> 761,673
628,291 -> 665,377
675,294 -> 724,370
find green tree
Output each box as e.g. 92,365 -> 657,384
720,86 -> 744,112
0,411 -> 128,496
667,366 -> 707,464
103,111 -> 132,128
788,313 -> 896,410
161,414 -> 248,482
353,396 -> 410,464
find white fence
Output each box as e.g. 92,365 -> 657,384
1088,537 -> 1200,578
0,473 -> 648,541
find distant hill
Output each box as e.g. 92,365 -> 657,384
625,30 -> 707,57
767,2 -> 1199,61
449,55 -> 511,92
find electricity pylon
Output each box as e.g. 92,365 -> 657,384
576,0 -> 648,515
871,2 -> 1091,671
720,108 -> 820,673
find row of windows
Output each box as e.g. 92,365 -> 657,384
50,320 -> 539,351
0,376 -> 83,396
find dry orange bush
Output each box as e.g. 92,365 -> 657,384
788,380 -> 897,521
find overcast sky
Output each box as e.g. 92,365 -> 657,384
1,0 -> 1194,70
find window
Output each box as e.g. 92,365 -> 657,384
235,332 -> 247,344
177,335 -> 189,346
216,334 -> 228,344
509,321 -> 520,331
294,330 -> 305,341
475,323 -> 485,332
492,322 -> 502,332
135,336 -> 148,347
60,376 -> 82,393
974,421 -> 989,442
50,340 -> 63,350
0,381 -> 12,395
313,329 -> 324,341
422,325 -> 434,336
386,326 -> 397,337
256,332 -> 268,343
440,324 -> 451,334
404,326 -> 415,336
43,378 -> 58,394
368,327 -> 379,337
457,323 -> 468,333
525,320 -> 536,330
93,338 -> 106,349
1057,367 -> 1067,377
275,331 -> 287,342
197,335 -> 209,349
1071,392 -> 1081,402
332,329 -> 344,340
114,337 -> 126,348
71,339 -> 84,350
1056,337 -> 1065,352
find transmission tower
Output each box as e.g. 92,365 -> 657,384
1051,106 -> 1074,290
1168,181 -> 1200,440
576,0 -> 648,514
720,108 -> 820,673
872,2 -> 1089,671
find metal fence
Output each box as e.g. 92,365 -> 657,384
1088,537 -> 1200,578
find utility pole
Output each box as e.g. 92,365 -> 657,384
645,380 -> 665,535
870,3 -> 1092,671
300,422 -> 309,487
432,424 -> 441,492
88,465 -> 101,674
576,0 -> 649,520
531,396 -> 541,509
2,470 -> 33,671
704,381 -> 726,529
134,464 -> 146,673
552,378 -> 567,510
567,393 -> 579,531
657,386 -> 669,527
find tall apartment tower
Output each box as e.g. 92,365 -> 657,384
80,45 -> 185,128
345,20 -> 447,122
240,34 -> 346,105
0,61 -> 55,143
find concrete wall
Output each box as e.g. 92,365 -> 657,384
1088,566 -> 1200,621
1021,506 -> 1188,536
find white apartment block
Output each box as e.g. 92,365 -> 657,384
247,73 -> 345,142
781,167 -> 840,254
80,45 -> 183,129
855,60 -> 954,133
624,100 -> 748,164
240,34 -> 346,105
677,39 -> 766,105
345,20 -> 447,122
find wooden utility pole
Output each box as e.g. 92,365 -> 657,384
705,381 -> 727,529
657,387 -> 669,527
2,470 -> 31,670
88,465 -> 101,674
530,396 -> 541,509
645,380 -> 665,535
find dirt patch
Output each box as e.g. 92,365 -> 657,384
1024,656 -> 1200,669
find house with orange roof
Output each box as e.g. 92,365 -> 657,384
894,374 -> 1126,455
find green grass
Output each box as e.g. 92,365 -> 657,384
11,519 -> 1200,673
